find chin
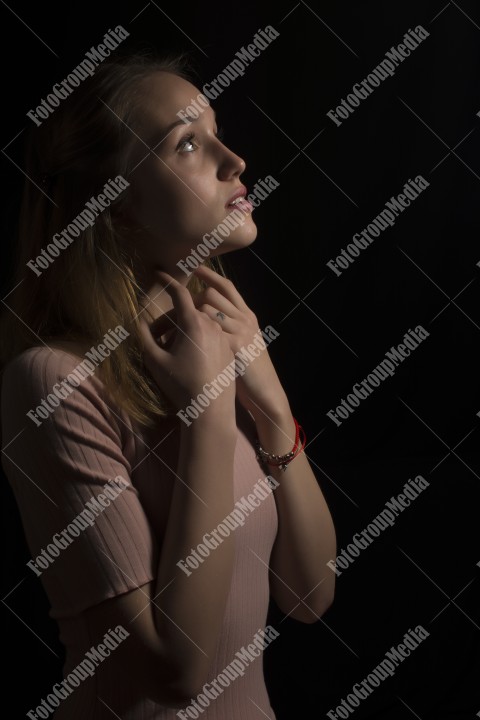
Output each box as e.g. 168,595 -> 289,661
217,226 -> 258,253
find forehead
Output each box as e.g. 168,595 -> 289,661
137,71 -> 213,131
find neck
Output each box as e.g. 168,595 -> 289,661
136,264 -> 193,323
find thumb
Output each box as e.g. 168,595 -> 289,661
149,308 -> 177,341
138,316 -> 169,363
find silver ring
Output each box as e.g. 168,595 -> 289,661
216,311 -> 226,321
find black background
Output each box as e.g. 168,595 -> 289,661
1,1 -> 480,718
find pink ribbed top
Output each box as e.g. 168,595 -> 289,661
1,346 -> 278,719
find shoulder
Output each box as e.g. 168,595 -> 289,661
3,344 -> 95,403
1,343 -> 124,437
3,343 -> 83,383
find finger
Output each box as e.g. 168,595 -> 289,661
138,319 -> 177,389
191,287 -> 239,318
154,270 -> 197,328
197,303 -> 233,328
193,265 -> 249,311
137,316 -> 168,360
149,308 -> 177,338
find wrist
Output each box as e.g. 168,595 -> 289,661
177,398 -> 237,437
253,418 -> 306,472
248,393 -> 292,428
252,407 -> 297,458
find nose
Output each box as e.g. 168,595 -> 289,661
216,142 -> 246,180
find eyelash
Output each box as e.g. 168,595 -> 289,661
176,126 -> 225,153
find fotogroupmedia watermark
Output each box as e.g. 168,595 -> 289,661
327,474 -> 429,577
176,625 -> 279,719
326,176 -> 429,276
327,326 -> 430,426
27,26 -> 129,126
26,625 -> 129,719
327,25 -> 430,126
177,176 -> 279,276
177,474 -> 280,577
177,325 -> 280,426
27,176 -> 129,276
27,476 -> 128,577
326,625 -> 430,719
176,26 -> 280,124
26,325 -> 130,426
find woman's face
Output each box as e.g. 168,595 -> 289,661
124,71 -> 257,276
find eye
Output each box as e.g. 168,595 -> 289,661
176,132 -> 198,153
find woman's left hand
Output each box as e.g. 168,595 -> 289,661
191,265 -> 288,418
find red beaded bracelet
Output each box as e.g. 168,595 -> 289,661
255,418 -> 306,472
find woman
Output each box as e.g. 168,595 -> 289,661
1,54 -> 336,719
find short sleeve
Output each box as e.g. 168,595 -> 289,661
1,347 -> 157,619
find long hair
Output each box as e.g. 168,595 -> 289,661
0,54 -> 224,428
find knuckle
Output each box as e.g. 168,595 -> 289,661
188,315 -> 202,333
176,285 -> 191,301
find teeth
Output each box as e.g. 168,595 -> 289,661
229,197 -> 244,205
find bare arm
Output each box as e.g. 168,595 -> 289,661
189,264 -> 337,623
153,410 -> 237,694
83,273 -> 239,706
252,394 -> 336,623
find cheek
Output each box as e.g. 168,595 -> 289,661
131,160 -> 220,241
130,166 -> 182,232
164,185 -> 216,243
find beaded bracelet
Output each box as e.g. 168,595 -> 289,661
255,418 -> 306,472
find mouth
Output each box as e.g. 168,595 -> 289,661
225,185 -> 254,214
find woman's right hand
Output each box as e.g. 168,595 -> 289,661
138,271 -> 236,415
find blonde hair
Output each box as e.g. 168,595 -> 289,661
0,54 -> 225,427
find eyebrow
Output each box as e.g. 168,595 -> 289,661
150,109 -> 217,150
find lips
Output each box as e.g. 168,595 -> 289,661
225,185 -> 247,208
